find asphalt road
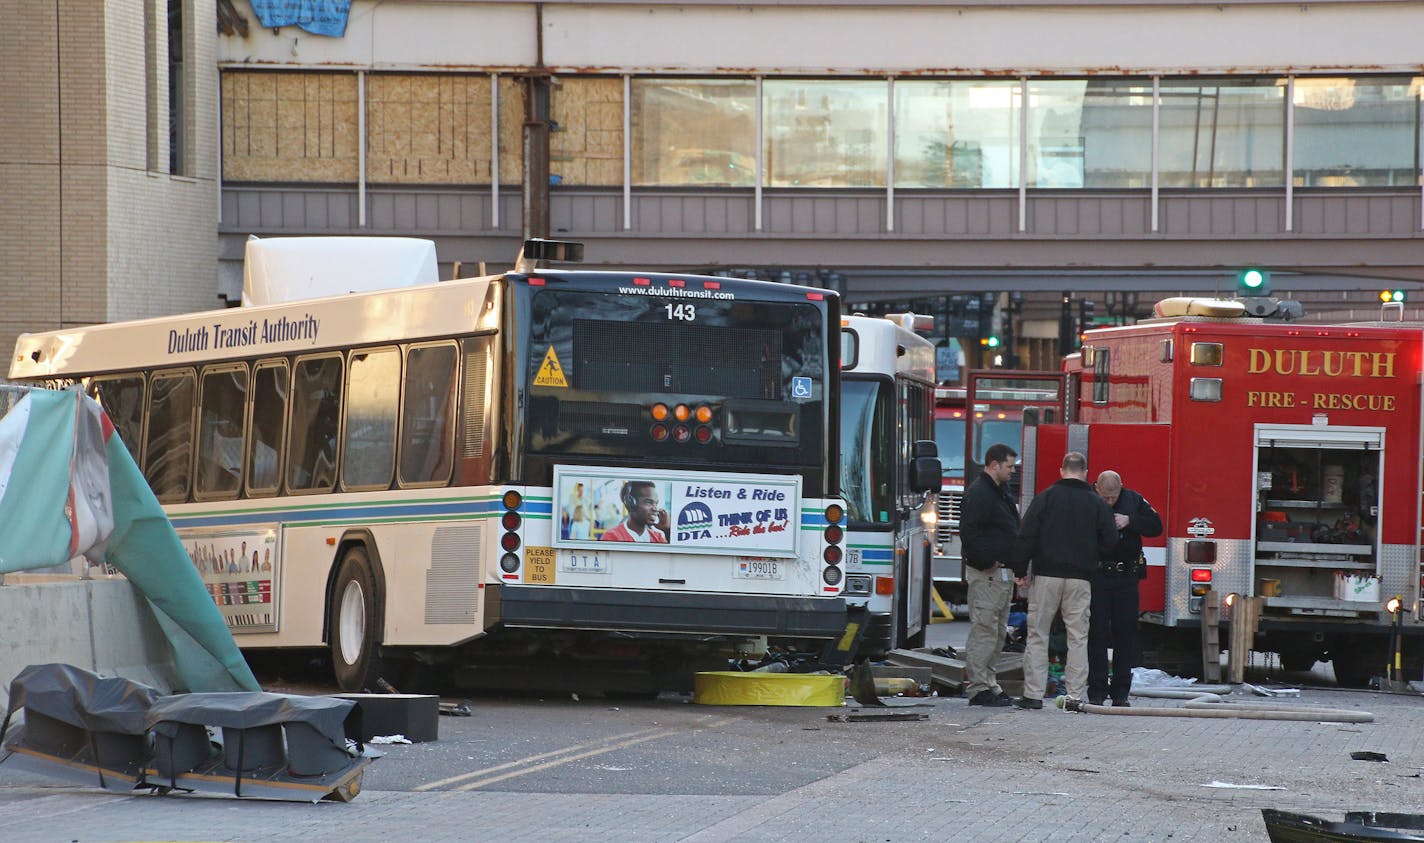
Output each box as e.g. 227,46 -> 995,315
0,619 -> 1420,842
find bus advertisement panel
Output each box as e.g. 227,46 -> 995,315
9,239 -> 847,693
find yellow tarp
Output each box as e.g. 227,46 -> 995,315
692,671 -> 845,707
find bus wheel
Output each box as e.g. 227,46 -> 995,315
329,547 -> 379,692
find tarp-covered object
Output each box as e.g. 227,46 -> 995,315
3,664 -> 367,802
5,663 -> 158,736
249,0 -> 352,37
0,386 -> 258,694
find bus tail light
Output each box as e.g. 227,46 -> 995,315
823,545 -> 842,565
874,576 -> 894,595
824,524 -> 843,545
501,491 -> 522,573
694,425 -> 713,444
695,405 -> 713,423
822,566 -> 842,586
673,425 -> 691,443
650,424 -> 669,442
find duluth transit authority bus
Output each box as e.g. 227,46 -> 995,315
9,239 -> 847,693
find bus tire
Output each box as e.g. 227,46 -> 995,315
329,547 -> 380,692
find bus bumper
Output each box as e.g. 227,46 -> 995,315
487,585 -> 847,639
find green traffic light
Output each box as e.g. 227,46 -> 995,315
1241,269 -> 1266,290
986,336 -> 1001,348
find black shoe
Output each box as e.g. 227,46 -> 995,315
1013,697 -> 1044,710
968,690 -> 1012,707
1111,697 -> 1131,707
1088,697 -> 1106,706
996,691 -> 1014,704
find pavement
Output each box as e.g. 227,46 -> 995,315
0,617 -> 1420,842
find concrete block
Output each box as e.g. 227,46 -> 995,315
336,693 -> 439,743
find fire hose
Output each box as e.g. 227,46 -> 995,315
1058,687 -> 1374,723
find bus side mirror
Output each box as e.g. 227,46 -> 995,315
911,440 -> 942,494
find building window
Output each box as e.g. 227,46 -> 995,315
549,77 -> 624,186
631,79 -> 756,187
1158,77 -> 1286,188
168,0 -> 185,174
1293,76 -> 1423,188
1027,79 -> 1154,189
894,80 -> 1020,189
367,74 -> 492,184
222,71 -> 359,183
764,80 -> 887,188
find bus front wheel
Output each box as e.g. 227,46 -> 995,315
329,547 -> 380,692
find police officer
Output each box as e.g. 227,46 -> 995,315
1088,470 -> 1164,707
959,443 -> 1020,707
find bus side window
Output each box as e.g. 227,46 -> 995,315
247,361 -> 288,496
343,347 -> 401,491
90,375 -> 146,466
288,355 -> 343,493
195,365 -> 248,500
400,343 -> 458,486
145,369 -> 197,503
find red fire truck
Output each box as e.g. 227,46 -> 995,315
1018,297 -> 1422,686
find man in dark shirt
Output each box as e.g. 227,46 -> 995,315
1088,470 -> 1164,706
1010,451 -> 1117,710
958,443 -> 1020,707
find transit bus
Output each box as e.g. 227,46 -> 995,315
838,314 -> 941,654
8,238 -> 848,693
931,372 -> 1063,603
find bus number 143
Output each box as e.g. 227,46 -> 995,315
665,303 -> 696,321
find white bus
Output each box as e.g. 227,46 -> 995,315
9,240 -> 848,693
837,314 -> 941,655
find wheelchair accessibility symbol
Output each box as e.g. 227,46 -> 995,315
791,377 -> 813,400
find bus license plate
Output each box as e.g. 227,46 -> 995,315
735,559 -> 783,580
560,550 -> 608,574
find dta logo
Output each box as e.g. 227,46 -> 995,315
677,502 -> 714,541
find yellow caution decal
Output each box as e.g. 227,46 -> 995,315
533,345 -> 568,387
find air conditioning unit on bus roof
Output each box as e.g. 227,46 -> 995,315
242,236 -> 440,306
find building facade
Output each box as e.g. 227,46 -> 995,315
7,1 -> 1424,369
1,0 -> 219,360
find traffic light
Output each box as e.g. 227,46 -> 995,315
1078,299 -> 1096,332
979,336 -> 1000,349
1380,289 -> 1407,303
1237,267 -> 1271,297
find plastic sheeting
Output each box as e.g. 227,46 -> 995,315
693,672 -> 846,707
5,663 -> 158,736
0,387 -> 258,694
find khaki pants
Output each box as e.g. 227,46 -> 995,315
1021,575 -> 1092,701
964,564 -> 1013,698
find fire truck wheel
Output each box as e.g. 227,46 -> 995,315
1329,647 -> 1372,689
329,547 -> 381,692
1278,650 -> 1321,673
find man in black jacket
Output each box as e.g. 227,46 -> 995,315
1088,470 -> 1164,707
958,443 -> 1021,706
1010,451 -> 1117,710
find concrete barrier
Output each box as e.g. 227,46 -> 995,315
0,575 -> 179,713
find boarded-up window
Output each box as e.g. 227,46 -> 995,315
550,77 -> 624,186
222,70 -> 359,182
368,74 -> 494,184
